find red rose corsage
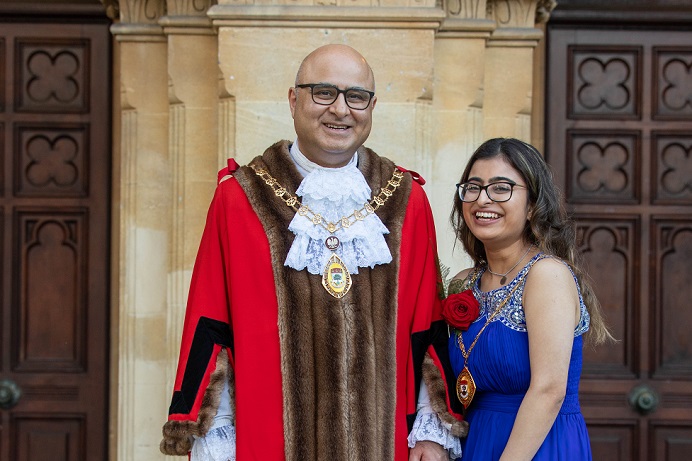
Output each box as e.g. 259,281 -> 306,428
441,289 -> 480,331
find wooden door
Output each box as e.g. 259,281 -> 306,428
0,19 -> 111,461
546,25 -> 692,461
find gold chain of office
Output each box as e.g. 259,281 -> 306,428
250,163 -> 405,234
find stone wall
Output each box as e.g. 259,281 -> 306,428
108,1 -> 550,459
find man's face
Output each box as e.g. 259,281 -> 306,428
289,47 -> 377,168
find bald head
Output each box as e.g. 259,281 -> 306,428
295,44 -> 375,91
288,44 -> 377,168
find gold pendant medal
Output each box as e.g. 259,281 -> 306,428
456,366 -> 476,409
321,236 -> 351,298
322,253 -> 351,298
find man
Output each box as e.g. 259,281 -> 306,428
160,44 -> 465,460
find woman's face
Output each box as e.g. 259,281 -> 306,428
461,156 -> 531,249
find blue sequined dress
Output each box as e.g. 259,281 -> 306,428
449,254 -> 592,460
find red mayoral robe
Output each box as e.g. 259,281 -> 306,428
161,140 -> 465,460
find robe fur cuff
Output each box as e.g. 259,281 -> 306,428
422,353 -> 469,438
160,349 -> 234,456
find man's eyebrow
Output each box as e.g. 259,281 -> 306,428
316,82 -> 372,91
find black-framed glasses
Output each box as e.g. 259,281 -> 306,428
456,181 -> 526,203
295,83 -> 375,110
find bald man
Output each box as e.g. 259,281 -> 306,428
160,45 -> 466,461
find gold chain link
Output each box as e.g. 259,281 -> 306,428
250,163 -> 404,234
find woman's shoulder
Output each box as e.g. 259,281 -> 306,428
529,255 -> 573,281
525,254 -> 578,298
448,267 -> 481,294
451,267 -> 474,281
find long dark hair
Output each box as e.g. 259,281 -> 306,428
450,138 -> 613,344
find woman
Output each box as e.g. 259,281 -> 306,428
443,138 -> 612,460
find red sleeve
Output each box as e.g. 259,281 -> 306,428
167,181 -> 234,423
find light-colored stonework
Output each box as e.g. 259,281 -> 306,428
106,1 -> 553,459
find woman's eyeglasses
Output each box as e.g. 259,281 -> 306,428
456,181 -> 526,203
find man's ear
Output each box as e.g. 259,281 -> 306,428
288,87 -> 297,118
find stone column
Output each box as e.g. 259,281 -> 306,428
160,0 -> 219,413
483,0 -> 543,141
109,1 -> 171,459
431,0 -> 495,274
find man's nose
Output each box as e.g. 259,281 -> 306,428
330,92 -> 350,116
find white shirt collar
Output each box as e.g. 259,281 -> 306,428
289,140 -> 358,177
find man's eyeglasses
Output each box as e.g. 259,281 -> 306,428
456,181 -> 526,203
295,83 -> 375,110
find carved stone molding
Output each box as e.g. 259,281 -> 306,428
444,0 -> 487,19
103,0 -> 217,21
167,0 -> 215,17
101,0 -> 120,20
535,0 -> 556,24
109,0 -> 167,39
439,0 -> 495,36
484,0 -> 544,45
487,0 -> 539,28
118,0 -> 166,23
207,5 -> 446,29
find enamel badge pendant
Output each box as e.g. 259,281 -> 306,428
322,253 -> 352,298
456,366 -> 476,409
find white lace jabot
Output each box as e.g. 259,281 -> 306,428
285,142 -> 393,275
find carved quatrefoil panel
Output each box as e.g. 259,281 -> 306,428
15,39 -> 88,113
569,46 -> 640,119
653,47 -> 692,119
567,131 -> 640,204
15,125 -> 88,197
652,133 -> 692,204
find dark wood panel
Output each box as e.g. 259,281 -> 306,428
576,216 -> 639,378
566,130 -> 641,204
652,47 -> 692,120
652,218 -> 692,379
551,1 -> 692,25
587,420 -> 637,461
0,121 -> 5,194
651,422 -> 692,461
0,37 -> 5,112
14,123 -> 88,197
14,38 -> 89,113
12,414 -> 84,461
0,15 -> 110,461
568,45 -> 642,119
547,21 -> 692,461
651,133 -> 692,205
14,210 -> 87,372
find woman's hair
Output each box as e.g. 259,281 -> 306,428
450,137 -> 613,345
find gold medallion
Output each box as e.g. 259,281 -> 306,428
322,253 -> 352,298
456,366 -> 476,409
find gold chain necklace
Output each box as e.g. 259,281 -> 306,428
251,163 -> 404,298
455,254 -> 544,409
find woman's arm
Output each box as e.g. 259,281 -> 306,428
499,258 -> 580,461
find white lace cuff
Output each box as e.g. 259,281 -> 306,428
190,423 -> 236,461
407,412 -> 463,460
